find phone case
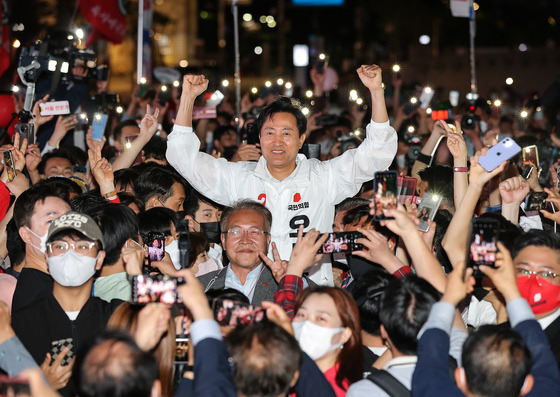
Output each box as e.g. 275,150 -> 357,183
91,114 -> 109,141
374,171 -> 398,221
417,193 -> 443,232
522,145 -> 539,166
478,138 -> 521,172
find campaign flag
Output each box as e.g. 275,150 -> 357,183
80,0 -> 127,45
450,0 -> 473,18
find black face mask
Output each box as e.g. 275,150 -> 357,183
200,222 -> 221,244
223,145 -> 238,160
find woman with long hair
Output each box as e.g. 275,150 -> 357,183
107,302 -> 176,397
293,286 -> 363,396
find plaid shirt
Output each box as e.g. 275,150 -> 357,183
393,265 -> 413,280
274,275 -> 303,320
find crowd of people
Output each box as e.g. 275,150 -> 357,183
1,50 -> 560,397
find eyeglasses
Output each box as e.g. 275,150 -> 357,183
47,240 -> 97,256
223,227 -> 268,239
516,268 -> 559,281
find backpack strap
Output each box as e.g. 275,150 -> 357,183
366,368 -> 411,397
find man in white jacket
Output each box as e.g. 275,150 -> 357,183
166,65 -> 397,285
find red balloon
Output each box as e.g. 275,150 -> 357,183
0,94 -> 16,138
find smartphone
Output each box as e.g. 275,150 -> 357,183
96,65 -> 108,81
212,298 -> 266,327
0,376 -> 31,395
15,122 -> 35,146
317,231 -> 364,254
419,88 -> 434,109
158,88 -> 171,107
525,192 -> 548,213
417,192 -> 443,232
77,112 -> 89,126
521,165 -> 534,180
3,150 -> 16,181
316,114 -> 339,127
449,91 -> 459,107
522,145 -> 539,167
246,122 -> 260,145
467,218 -> 499,277
478,137 -> 522,172
373,171 -> 398,221
397,176 -> 418,205
315,55 -> 329,75
146,232 -> 165,263
39,100 -> 70,116
50,338 -> 75,366
175,337 -> 189,364
130,274 -> 185,305
206,90 -> 225,108
91,113 -> 109,141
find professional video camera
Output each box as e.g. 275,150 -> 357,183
18,31 -> 97,86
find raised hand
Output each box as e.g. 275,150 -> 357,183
261,301 -> 294,336
441,261 -> 475,307
283,226 -> 328,278
259,242 -> 289,283
134,303 -> 171,351
541,187 -> 560,223
11,134 -> 27,171
357,64 -> 383,92
32,94 -> 54,128
139,105 -> 160,139
49,115 -> 78,147
354,227 -> 402,273
499,176 -> 529,205
87,144 -> 114,194
444,122 -> 468,160
122,239 -> 144,276
480,242 -> 521,303
25,143 -> 42,172
182,74 -> 209,100
468,148 -> 507,188
176,269 -> 214,320
231,142 -> 261,162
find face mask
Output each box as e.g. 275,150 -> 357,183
48,250 -> 98,287
27,227 -> 48,253
346,253 -> 377,281
166,239 -> 181,270
292,320 -> 344,360
196,257 -> 219,275
517,275 -> 560,315
200,222 -> 221,244
223,145 -> 238,160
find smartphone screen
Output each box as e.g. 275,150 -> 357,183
397,176 -> 417,204
467,218 -> 499,277
175,337 -> 189,364
317,231 -> 364,254
522,145 -> 539,167
525,192 -> 548,212
212,298 -> 266,327
146,232 -> 165,263
91,114 -> 109,141
130,274 -> 185,305
246,122 -> 260,145
3,150 -> 15,181
374,171 -> 398,220
417,192 -> 443,232
478,137 -> 522,172
0,376 -> 31,395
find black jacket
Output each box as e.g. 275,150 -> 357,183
12,293 -> 123,396
11,268 -> 52,313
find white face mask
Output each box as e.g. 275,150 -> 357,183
27,227 -> 48,253
48,250 -> 98,287
292,320 -> 344,360
195,257 -> 219,277
166,239 -> 181,270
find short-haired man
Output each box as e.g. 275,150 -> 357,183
183,190 -> 224,267
133,165 -> 187,212
196,200 -> 277,305
12,184 -> 71,313
511,230 -> 560,369
11,211 -> 133,396
37,150 -> 74,179
167,67 -> 397,285
226,321 -> 302,397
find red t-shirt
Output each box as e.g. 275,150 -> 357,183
324,364 -> 350,397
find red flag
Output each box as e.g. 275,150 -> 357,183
80,0 -> 127,45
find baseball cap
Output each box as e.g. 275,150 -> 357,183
47,211 -> 104,249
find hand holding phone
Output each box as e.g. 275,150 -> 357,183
317,231 -> 364,254
373,171 -> 398,221
417,192 -> 442,232
467,218 -> 499,278
146,232 -> 165,263
478,137 -> 521,172
131,274 -> 186,305
212,298 -> 266,327
91,114 -> 109,142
